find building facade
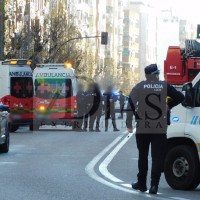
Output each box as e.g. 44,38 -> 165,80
157,8 -> 180,79
122,1 -> 158,80
179,19 -> 196,48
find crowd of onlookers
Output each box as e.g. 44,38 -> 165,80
75,83 -> 127,132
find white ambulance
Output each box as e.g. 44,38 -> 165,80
32,63 -> 78,130
0,59 -> 33,132
164,73 -> 200,190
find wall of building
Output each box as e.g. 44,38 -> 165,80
122,1 -> 158,81
157,9 -> 180,80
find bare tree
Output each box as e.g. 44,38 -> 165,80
3,1 -> 98,78
120,68 -> 139,95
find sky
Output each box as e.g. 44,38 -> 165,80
150,0 -> 200,24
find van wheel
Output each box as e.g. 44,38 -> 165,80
29,124 -> 40,131
0,125 -> 9,153
9,124 -> 19,133
164,145 -> 200,190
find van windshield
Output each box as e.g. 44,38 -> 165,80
35,78 -> 73,99
10,77 -> 33,98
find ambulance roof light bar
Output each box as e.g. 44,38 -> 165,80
36,64 -> 65,68
36,63 -> 74,69
2,59 -> 32,66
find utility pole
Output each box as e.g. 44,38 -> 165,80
0,0 -> 5,60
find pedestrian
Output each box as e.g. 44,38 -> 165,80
87,83 -> 102,132
118,90 -> 125,119
126,64 -> 184,194
76,83 -> 86,131
82,85 -> 90,131
103,86 -> 120,132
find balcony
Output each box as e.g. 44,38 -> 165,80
76,2 -> 90,13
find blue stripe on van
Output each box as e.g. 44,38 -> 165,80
193,116 -> 199,125
190,116 -> 195,124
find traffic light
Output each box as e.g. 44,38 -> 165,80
101,32 -> 108,45
197,25 -> 200,39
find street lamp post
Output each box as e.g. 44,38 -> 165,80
53,32 -> 108,59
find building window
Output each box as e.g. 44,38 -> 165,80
123,36 -> 129,42
135,37 -> 139,43
123,48 -> 129,56
123,17 -> 130,25
106,6 -> 113,14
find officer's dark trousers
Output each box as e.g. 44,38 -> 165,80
77,106 -> 88,130
89,106 -> 102,130
136,134 -> 167,186
76,107 -> 85,129
120,103 -> 124,118
105,108 -> 117,130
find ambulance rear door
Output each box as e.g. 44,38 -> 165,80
0,62 -> 10,100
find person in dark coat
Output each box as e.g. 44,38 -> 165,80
118,90 -> 125,119
76,83 -> 86,131
126,64 -> 184,194
87,83 -> 102,132
103,86 -> 120,132
83,88 -> 90,131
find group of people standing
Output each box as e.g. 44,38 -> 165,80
76,83 -> 122,132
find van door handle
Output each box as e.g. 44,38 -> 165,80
1,111 -> 8,118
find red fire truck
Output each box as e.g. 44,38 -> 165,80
164,39 -> 200,85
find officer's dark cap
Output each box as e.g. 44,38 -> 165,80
145,64 -> 160,75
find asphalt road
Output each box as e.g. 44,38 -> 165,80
0,119 -> 199,200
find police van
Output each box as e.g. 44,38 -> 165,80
164,72 -> 200,190
0,59 -> 33,132
32,63 -> 78,130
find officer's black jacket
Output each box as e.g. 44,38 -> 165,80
126,80 -> 185,134
77,90 -> 86,107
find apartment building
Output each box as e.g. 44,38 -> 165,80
122,1 -> 158,80
157,8 -> 180,79
179,19 -> 196,48
104,0 -> 123,77
122,6 -> 140,70
117,0 -> 124,73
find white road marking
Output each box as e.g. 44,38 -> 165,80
0,162 -> 17,165
121,183 -> 132,188
99,132 -> 134,183
131,158 -> 151,161
85,131 -> 169,200
170,198 -> 192,200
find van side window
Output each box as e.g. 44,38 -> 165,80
195,82 -> 200,107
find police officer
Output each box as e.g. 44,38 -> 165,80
76,83 -> 86,131
103,86 -> 120,132
126,64 -> 184,194
87,82 -> 102,132
118,91 -> 125,119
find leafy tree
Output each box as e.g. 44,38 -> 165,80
120,67 -> 140,95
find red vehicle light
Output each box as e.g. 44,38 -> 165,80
1,96 -> 11,106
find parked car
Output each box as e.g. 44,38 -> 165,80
0,103 -> 10,153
